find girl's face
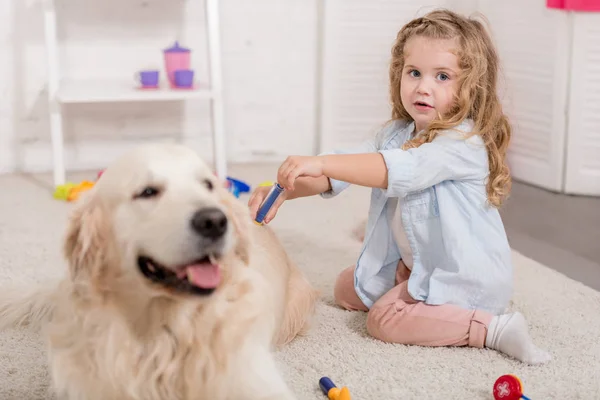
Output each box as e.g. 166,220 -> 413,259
400,36 -> 461,133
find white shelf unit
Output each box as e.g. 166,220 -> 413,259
42,0 -> 227,187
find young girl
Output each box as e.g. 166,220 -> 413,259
248,9 -> 550,365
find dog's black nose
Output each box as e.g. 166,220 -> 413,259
191,208 -> 228,239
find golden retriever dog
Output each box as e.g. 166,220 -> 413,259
0,143 -> 318,400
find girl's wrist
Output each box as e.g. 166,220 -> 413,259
319,155 -> 331,177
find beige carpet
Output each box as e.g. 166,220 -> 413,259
1,163 -> 600,400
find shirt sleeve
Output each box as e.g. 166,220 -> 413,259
378,132 -> 489,198
318,121 -> 402,198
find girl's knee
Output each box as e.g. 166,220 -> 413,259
366,304 -> 393,342
334,266 -> 367,311
333,275 -> 347,308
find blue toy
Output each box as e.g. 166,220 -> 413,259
319,377 -> 351,400
254,183 -> 284,225
226,177 -> 251,198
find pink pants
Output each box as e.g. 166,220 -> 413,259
334,261 -> 493,348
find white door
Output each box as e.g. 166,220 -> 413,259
563,13 -> 600,196
318,1 -> 460,152
477,0 -> 572,192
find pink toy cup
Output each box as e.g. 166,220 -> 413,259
164,41 -> 191,88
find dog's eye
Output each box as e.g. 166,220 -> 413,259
203,179 -> 214,191
135,186 -> 161,199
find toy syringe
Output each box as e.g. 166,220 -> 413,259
319,377 -> 351,400
254,183 -> 285,225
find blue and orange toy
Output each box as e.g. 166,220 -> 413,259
493,374 -> 531,400
319,377 -> 351,400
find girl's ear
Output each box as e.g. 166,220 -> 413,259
63,191 -> 118,295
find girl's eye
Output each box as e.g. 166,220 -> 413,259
437,72 -> 450,81
134,186 -> 161,199
409,70 -> 420,78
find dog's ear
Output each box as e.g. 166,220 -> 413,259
63,191 -> 117,293
218,188 -> 252,265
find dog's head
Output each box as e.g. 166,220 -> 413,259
63,143 -> 251,300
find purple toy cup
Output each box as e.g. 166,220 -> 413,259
135,70 -> 159,88
164,41 -> 191,88
175,69 -> 194,88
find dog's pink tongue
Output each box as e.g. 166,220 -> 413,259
185,263 -> 221,289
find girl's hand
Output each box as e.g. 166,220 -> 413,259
247,185 -> 288,224
277,156 -> 324,191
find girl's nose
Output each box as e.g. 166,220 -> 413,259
416,78 -> 432,95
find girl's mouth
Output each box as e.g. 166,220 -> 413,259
414,101 -> 433,111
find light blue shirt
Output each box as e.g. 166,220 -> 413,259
320,119 -> 513,315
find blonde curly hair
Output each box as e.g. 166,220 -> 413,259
390,9 -> 511,207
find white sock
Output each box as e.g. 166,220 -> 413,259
485,312 -> 551,365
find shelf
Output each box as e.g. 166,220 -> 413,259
56,79 -> 214,104
44,0 -> 227,187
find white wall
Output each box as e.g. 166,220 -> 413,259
0,0 -> 16,174
0,0 -> 318,175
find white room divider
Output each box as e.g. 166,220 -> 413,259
477,0 -> 572,193
564,13 -> 600,196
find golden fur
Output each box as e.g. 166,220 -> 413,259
0,143 -> 318,400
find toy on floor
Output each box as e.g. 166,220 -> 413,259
254,182 -> 284,225
225,177 -> 251,198
54,169 -> 106,202
53,182 -> 76,201
493,374 -> 531,400
319,377 -> 351,400
53,180 -> 95,202
258,181 -> 274,187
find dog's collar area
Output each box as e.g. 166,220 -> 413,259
137,256 -> 217,296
